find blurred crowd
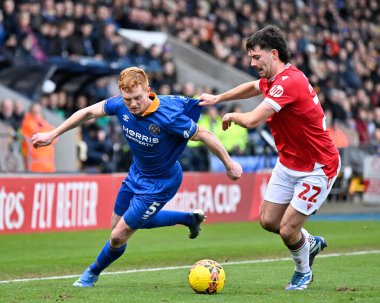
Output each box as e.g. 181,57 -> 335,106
0,0 -> 379,175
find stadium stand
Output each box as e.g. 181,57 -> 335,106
0,0 -> 379,200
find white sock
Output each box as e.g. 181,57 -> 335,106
301,227 -> 310,238
289,234 -> 311,273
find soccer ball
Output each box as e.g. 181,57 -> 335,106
188,259 -> 226,294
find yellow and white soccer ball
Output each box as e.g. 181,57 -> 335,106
188,259 -> 226,294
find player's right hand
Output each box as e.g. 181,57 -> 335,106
198,93 -> 219,106
227,161 -> 243,181
31,132 -> 55,149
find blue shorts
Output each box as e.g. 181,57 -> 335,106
114,168 -> 182,230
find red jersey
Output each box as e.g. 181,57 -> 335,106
259,64 -> 339,177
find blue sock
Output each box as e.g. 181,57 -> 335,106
89,241 -> 127,275
141,210 -> 193,229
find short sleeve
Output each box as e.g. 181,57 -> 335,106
183,97 -> 201,123
263,78 -> 298,112
103,95 -> 121,115
166,113 -> 199,139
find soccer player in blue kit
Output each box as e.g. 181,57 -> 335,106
31,67 -> 243,287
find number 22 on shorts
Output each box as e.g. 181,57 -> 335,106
297,183 -> 321,203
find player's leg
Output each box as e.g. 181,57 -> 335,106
283,164 -> 340,290
111,212 -> 122,229
262,161 -> 313,290
140,209 -> 205,238
280,205 -> 312,290
91,217 -> 135,272
260,200 -> 288,234
73,216 -> 135,287
260,160 -> 295,233
73,183 -> 134,287
260,201 -> 316,246
137,173 -> 205,238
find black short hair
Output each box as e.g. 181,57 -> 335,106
246,25 -> 291,63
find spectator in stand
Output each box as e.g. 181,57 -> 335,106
16,11 -> 46,62
2,0 -> 17,41
353,106 -> 371,146
114,42 -> 133,67
96,22 -> 120,61
325,108 -> 349,149
28,0 -> 43,32
21,103 -> 55,172
69,18 -> 97,57
47,92 -> 65,119
81,121 -> 113,173
35,20 -> 53,55
49,19 -> 75,57
13,100 -> 25,131
159,61 -> 177,87
0,11 -> 5,47
0,98 -> 17,132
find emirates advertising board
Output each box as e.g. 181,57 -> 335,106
0,172 -> 270,234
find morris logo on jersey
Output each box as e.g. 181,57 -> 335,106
269,85 -> 284,97
122,125 -> 159,146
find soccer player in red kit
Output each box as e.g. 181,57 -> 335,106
199,25 -> 340,290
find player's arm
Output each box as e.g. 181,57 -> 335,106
222,101 -> 275,130
191,126 -> 242,181
31,101 -> 107,148
199,80 -> 262,106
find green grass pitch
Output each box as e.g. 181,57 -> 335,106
1,221 -> 380,303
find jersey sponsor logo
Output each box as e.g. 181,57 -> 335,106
149,124 -> 160,135
122,125 -> 159,146
269,85 -> 284,98
183,120 -> 196,139
123,115 -> 129,122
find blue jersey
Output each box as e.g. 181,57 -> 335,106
104,93 -> 201,178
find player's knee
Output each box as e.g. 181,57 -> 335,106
110,230 -> 129,247
110,235 -> 126,247
259,216 -> 279,233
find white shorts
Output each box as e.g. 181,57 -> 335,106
264,159 -> 341,215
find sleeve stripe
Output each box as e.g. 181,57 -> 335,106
263,97 -> 282,112
189,125 -> 199,140
102,101 -> 107,115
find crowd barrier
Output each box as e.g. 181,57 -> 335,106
0,172 -> 271,234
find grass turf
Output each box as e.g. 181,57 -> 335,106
0,221 -> 379,303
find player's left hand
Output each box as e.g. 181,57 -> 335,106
222,113 -> 233,131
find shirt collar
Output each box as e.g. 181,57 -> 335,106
268,63 -> 291,82
141,92 -> 160,117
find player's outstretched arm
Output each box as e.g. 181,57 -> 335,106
31,101 -> 107,149
191,126 -> 242,181
198,80 -> 261,106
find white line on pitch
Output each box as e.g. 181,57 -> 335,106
1,249 -> 379,284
